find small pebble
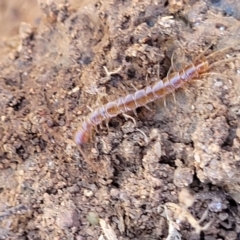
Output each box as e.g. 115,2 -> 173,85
86,212 -> 99,225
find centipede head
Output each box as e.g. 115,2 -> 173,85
195,57 -> 209,74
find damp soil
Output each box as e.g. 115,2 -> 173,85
1,0 -> 240,239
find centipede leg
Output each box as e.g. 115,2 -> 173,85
126,77 -> 153,117
163,65 -> 173,109
133,109 -> 138,117
135,128 -> 149,144
169,52 -> 179,103
130,83 -> 138,91
170,51 -> 177,72
172,92 -> 177,103
144,104 -> 153,111
105,119 -> 110,130
163,98 -> 167,109
119,82 -> 128,94
123,113 -> 137,126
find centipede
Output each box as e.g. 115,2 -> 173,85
74,43 -> 238,146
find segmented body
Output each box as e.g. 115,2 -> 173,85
74,60 -> 209,145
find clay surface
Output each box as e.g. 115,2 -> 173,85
0,0 -> 240,239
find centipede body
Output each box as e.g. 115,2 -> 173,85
74,60 -> 209,145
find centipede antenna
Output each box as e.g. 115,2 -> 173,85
194,42 -> 215,63
201,72 -> 231,78
205,40 -> 240,62
208,56 -> 240,70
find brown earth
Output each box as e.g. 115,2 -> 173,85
0,0 -> 240,239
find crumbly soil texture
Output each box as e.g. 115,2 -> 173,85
1,0 -> 240,239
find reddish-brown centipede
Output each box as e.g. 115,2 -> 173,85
74,59 -> 209,145
75,38 -> 240,147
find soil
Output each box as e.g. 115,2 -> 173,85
0,0 -> 240,239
